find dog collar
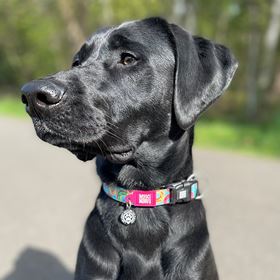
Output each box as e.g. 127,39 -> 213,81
102,175 -> 199,208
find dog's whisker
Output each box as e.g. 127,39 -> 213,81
94,139 -> 105,157
98,94 -> 111,110
98,138 -> 113,158
105,125 -> 124,137
106,130 -> 125,143
106,120 -> 120,130
101,113 -> 121,130
107,127 -> 126,140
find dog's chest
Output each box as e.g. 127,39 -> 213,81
100,198 -> 170,255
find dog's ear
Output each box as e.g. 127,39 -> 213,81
169,24 -> 238,130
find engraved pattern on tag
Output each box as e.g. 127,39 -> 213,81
120,209 -> 136,225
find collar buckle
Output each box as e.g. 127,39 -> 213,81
169,179 -> 198,204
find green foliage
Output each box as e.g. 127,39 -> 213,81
0,0 -> 279,104
0,0 -> 70,86
109,0 -> 172,22
0,0 -> 173,88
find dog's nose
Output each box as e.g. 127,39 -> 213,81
21,80 -> 66,113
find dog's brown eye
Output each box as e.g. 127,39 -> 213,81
120,53 -> 136,65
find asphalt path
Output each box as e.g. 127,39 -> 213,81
1,117 -> 280,280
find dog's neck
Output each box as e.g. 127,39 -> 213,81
96,127 -> 194,190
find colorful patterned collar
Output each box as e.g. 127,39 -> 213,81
102,175 -> 199,208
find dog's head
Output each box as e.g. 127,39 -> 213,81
21,17 -> 237,180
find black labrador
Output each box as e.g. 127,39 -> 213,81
21,17 -> 237,280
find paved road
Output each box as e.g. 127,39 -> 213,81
1,117 -> 280,280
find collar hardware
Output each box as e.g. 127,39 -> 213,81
169,179 -> 198,204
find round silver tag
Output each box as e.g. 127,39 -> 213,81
120,209 -> 136,225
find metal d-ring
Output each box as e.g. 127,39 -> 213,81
126,200 -> 132,209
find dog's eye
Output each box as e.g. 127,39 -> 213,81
72,59 -> 80,68
120,53 -> 137,65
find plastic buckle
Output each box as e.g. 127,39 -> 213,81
169,180 -> 197,204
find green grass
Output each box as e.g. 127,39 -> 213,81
1,97 -> 279,158
195,120 -> 280,158
0,96 -> 26,117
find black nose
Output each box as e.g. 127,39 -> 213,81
21,80 -> 66,113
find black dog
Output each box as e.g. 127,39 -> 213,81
21,17 -> 237,280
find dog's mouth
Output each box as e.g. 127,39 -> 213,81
105,149 -> 134,163
69,148 -> 96,161
64,145 -> 134,163
68,147 -> 134,163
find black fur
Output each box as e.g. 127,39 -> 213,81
21,17 -> 237,279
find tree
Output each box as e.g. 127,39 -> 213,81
246,1 -> 261,119
57,0 -> 86,52
171,0 -> 196,33
258,0 -> 280,96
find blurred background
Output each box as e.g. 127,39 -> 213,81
0,0 -> 279,280
1,0 -> 280,156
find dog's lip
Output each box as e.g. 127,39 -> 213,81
105,148 -> 134,163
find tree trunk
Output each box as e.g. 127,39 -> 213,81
270,68 -> 280,102
246,3 -> 261,120
171,0 -> 197,33
57,0 -> 85,52
258,0 -> 280,95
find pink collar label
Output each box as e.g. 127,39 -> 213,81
127,190 -> 157,207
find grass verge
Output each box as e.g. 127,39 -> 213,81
195,120 -> 280,158
0,96 -> 26,117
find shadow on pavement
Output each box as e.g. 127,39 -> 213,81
2,247 -> 73,280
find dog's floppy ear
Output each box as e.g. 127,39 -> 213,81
169,24 -> 238,130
